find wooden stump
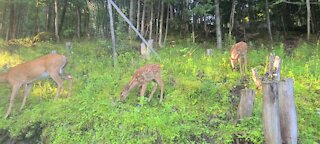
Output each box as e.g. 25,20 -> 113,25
206,49 -> 213,56
237,89 -> 255,120
141,43 -> 149,59
251,68 -> 262,90
273,56 -> 281,81
279,78 -> 298,144
262,81 -> 282,144
65,41 -> 73,54
141,39 -> 152,59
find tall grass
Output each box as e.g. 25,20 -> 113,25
0,39 -> 319,143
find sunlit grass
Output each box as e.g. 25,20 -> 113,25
0,40 -> 319,143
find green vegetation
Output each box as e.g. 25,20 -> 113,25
0,40 -> 319,143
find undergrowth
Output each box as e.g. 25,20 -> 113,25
0,39 -> 319,143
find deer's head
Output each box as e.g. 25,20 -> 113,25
230,57 -> 237,70
120,85 -> 130,101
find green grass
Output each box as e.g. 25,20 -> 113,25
0,39 -> 319,143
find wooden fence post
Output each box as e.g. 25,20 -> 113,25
279,78 -> 298,144
262,81 -> 282,144
237,89 -> 255,120
206,49 -> 213,56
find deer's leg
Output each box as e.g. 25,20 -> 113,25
4,84 -> 22,118
239,57 -> 243,75
140,83 -> 147,97
49,72 -> 64,100
148,82 -> 158,102
244,56 -> 248,74
64,74 -> 72,97
230,58 -> 235,71
155,77 -> 164,103
20,83 -> 33,111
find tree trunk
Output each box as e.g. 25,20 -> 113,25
281,15 -> 287,36
77,6 -> 81,39
59,0 -> 68,35
158,0 -> 164,47
248,0 -> 254,29
0,3 -> 6,37
84,7 -> 89,37
155,0 -> 160,43
265,0 -> 273,42
34,4 -> 40,35
306,0 -> 311,41
163,4 -> 169,47
311,5 -> 316,34
229,0 -> 237,36
192,14 -> 195,43
15,3 -> 23,38
141,0 -> 146,36
149,2 -> 154,40
136,0 -> 141,32
46,2 -> 52,32
8,2 -> 16,40
129,0 -> 134,34
54,0 -> 60,42
87,0 -> 97,37
214,0 -> 222,49
103,2 -> 108,38
107,0 -> 117,67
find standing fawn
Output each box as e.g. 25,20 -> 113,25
0,54 -> 72,118
230,41 -> 248,74
120,64 -> 164,103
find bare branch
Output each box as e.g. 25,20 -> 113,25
271,0 -> 320,6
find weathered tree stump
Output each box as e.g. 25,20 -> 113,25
237,89 -> 255,120
252,53 -> 281,89
262,81 -> 282,144
141,39 -> 152,59
266,53 -> 281,80
272,56 -> 281,81
206,49 -> 213,56
65,41 -> 73,54
251,68 -> 262,90
279,78 -> 298,144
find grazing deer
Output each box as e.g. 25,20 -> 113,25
0,54 -> 72,118
120,64 -> 164,103
230,41 -> 248,74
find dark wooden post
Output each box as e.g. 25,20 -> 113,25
279,78 -> 298,144
237,89 -> 255,120
262,81 -> 282,144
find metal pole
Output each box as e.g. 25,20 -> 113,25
109,0 -> 159,58
107,0 -> 117,67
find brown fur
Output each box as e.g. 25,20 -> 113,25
120,64 -> 164,103
0,54 -> 72,118
230,41 -> 248,74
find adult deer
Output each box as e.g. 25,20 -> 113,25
230,41 -> 248,74
120,64 -> 164,103
0,54 -> 72,118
